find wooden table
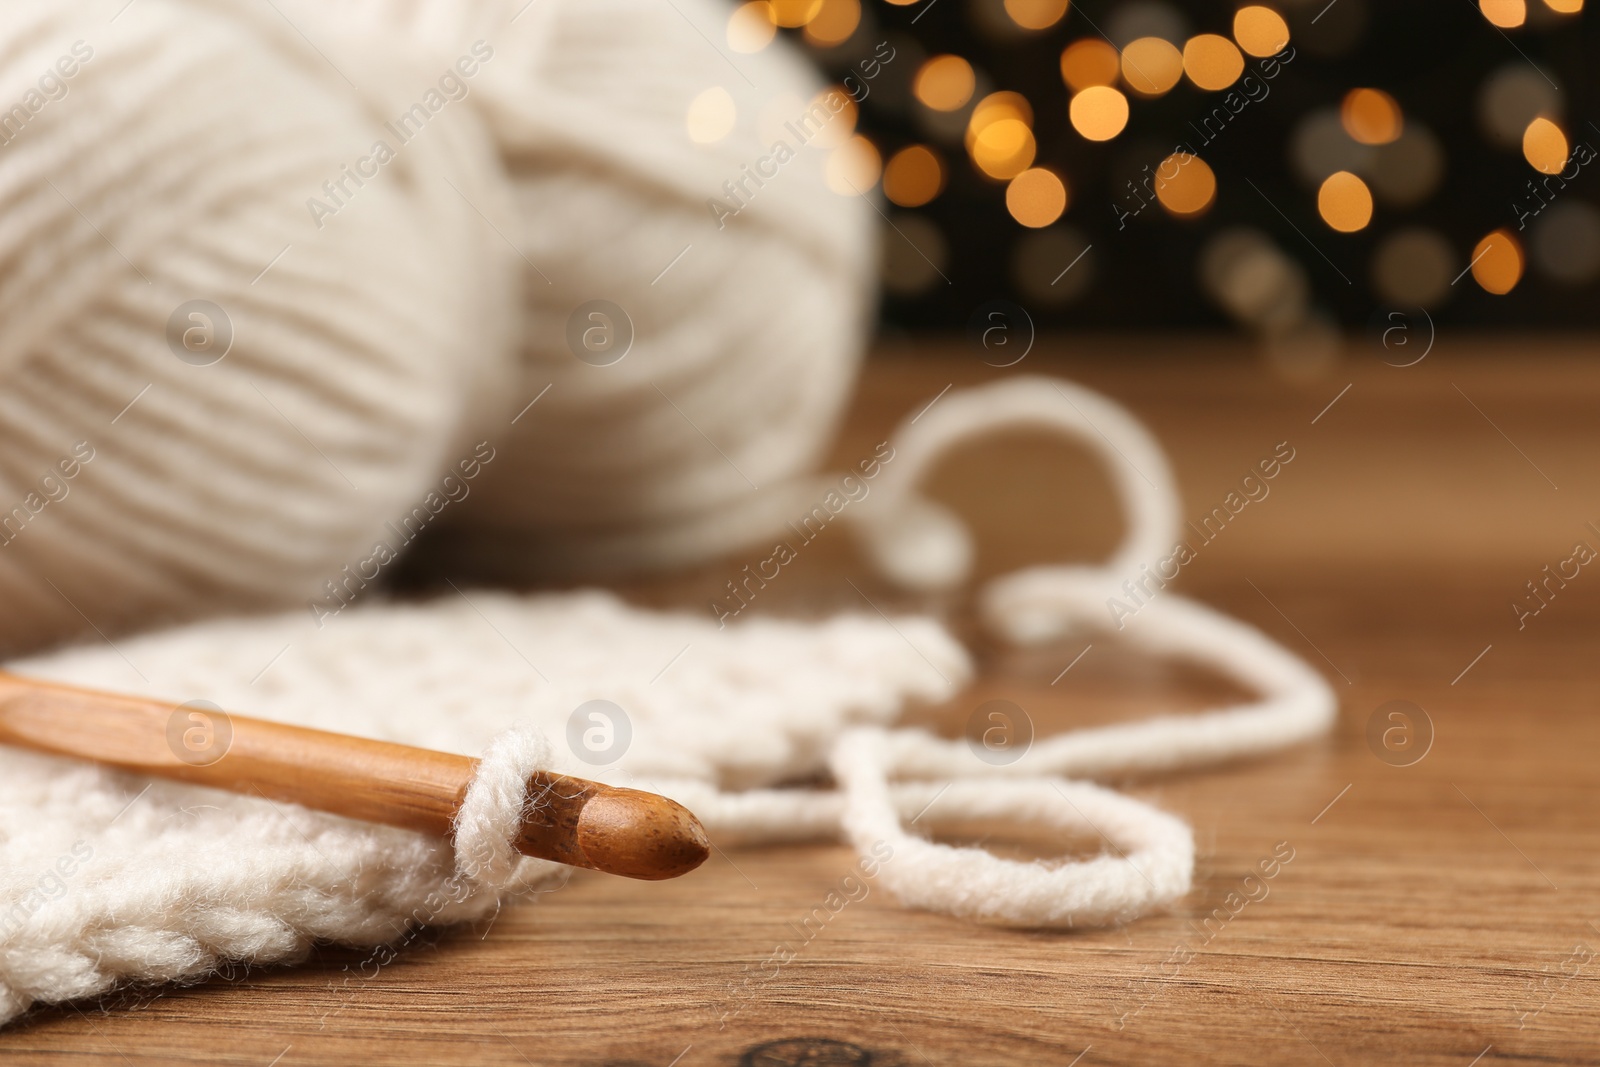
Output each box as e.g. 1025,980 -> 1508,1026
6,340 -> 1600,1065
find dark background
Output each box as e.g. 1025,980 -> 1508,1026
795,0 -> 1600,334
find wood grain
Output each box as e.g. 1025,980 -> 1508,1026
4,339 -> 1600,1065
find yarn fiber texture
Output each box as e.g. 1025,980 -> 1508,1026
0,0 -> 874,655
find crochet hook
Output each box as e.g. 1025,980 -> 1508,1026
0,671 -> 710,881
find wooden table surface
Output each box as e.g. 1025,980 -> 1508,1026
6,339 -> 1600,1065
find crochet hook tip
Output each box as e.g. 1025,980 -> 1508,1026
516,772 -> 710,880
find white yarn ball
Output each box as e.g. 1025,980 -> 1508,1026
0,0 -> 516,654
330,0 -> 880,578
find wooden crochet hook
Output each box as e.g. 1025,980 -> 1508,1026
0,671 -> 709,881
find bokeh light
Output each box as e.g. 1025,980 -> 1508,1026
971,118 -> 1037,179
1317,171 -> 1373,232
686,87 -> 737,145
1182,34 -> 1244,91
767,0 -> 823,27
1121,37 -> 1185,97
802,0 -> 860,46
804,88 -> 857,149
1372,228 -> 1455,306
1532,200 -> 1600,283
1341,88 -> 1403,145
1471,229 -> 1524,294
1522,116 -> 1569,173
1069,86 -> 1130,142
1006,167 -> 1069,227
1480,0 -> 1527,27
1233,6 -> 1291,57
1060,39 -> 1121,91
914,55 -> 977,111
883,145 -> 946,207
1004,0 -> 1070,31
1370,125 -> 1444,206
824,135 -> 882,195
1291,109 -> 1374,186
1155,153 -> 1216,216
727,2 -> 778,52
1543,0 -> 1582,11
1480,65 -> 1562,147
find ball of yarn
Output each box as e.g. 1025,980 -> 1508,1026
0,0 -> 516,654
333,0 -> 880,579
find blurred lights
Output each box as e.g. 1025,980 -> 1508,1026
971,118 -> 1037,179
805,88 -> 857,148
802,0 -> 860,46
1543,0 -> 1582,11
1531,201 -> 1600,283
914,55 -> 976,111
824,135 -> 882,195
1317,171 -> 1374,232
1340,88 -> 1403,145
1004,0 -> 1070,30
1006,167 -> 1069,227
1121,36 -> 1184,97
1060,39 -> 1121,91
1155,153 -> 1216,216
1471,229 -> 1524,293
686,87 -> 737,145
1480,65 -> 1562,148
1069,86 -> 1130,142
1522,117 -> 1569,173
1232,6 -> 1290,57
1182,34 -> 1244,91
1372,228 -> 1455,306
1480,0 -> 1527,26
767,0 -> 823,27
883,145 -> 946,207
727,2 -> 777,52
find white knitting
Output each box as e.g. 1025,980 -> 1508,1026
0,377 -> 1336,1023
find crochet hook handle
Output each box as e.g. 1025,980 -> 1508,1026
0,670 -> 709,881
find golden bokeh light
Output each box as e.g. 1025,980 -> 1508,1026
804,88 -> 857,148
1543,0 -> 1582,11
1155,153 -> 1216,216
1060,39 -> 1121,91
1471,229 -> 1524,293
824,135 -> 882,196
803,0 -> 860,46
971,118 -> 1037,180
967,92 -> 1033,151
884,145 -> 946,207
1004,0 -> 1070,30
767,0 -> 823,26
686,86 -> 737,145
1523,116 -> 1569,174
1232,6 -> 1291,57
1006,167 -> 1069,227
1121,37 -> 1184,97
1318,171 -> 1374,232
727,2 -> 777,52
1480,0 -> 1527,26
1068,85 -> 1129,141
913,55 -> 977,112
1341,88 -> 1404,145
1183,34 -> 1245,91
